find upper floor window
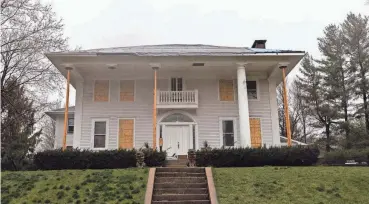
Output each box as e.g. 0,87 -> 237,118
171,78 -> 183,91
68,118 -> 74,133
120,80 -> 135,101
246,81 -> 257,100
94,80 -> 109,102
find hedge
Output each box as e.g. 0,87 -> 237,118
322,148 -> 369,165
34,148 -> 166,170
195,146 -> 320,167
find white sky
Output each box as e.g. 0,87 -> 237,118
46,0 -> 368,106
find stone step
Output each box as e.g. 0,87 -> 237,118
152,200 -> 210,204
154,183 -> 208,189
154,188 -> 208,195
156,172 -> 205,177
155,177 -> 206,184
177,155 -> 188,160
156,168 -> 205,173
165,165 -> 187,168
153,194 -> 209,201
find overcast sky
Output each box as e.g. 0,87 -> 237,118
46,0 -> 368,106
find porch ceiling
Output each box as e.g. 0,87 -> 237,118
46,54 -> 304,86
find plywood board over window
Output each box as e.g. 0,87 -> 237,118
94,80 -> 109,102
250,118 -> 262,148
120,80 -> 135,101
219,79 -> 234,101
119,119 -> 134,149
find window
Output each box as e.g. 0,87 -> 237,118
161,113 -> 194,122
219,79 -> 234,101
171,78 -> 183,91
94,80 -> 109,102
120,80 -> 135,101
246,81 -> 257,99
222,120 -> 235,146
68,118 -> 74,133
93,120 -> 107,149
66,146 -> 73,150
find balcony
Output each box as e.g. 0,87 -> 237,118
157,90 -> 198,109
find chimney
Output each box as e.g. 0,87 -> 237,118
251,40 -> 267,49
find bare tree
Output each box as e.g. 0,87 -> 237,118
277,79 -> 302,141
1,0 -> 68,116
37,118 -> 56,150
1,0 -> 67,164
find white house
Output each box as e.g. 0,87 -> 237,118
45,41 -> 305,157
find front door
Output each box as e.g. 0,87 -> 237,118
163,125 -> 190,158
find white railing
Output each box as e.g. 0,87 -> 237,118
157,90 -> 198,107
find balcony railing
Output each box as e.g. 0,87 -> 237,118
157,90 -> 198,109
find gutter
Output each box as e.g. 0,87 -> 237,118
44,52 -> 306,57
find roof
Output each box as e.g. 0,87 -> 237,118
48,44 -> 305,57
45,106 -> 75,120
47,106 -> 75,112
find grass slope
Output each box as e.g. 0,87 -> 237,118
1,168 -> 148,204
214,167 -> 369,204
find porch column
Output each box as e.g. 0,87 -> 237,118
268,78 -> 280,146
62,67 -> 72,151
280,64 -> 292,146
151,63 -> 160,149
236,63 -> 251,147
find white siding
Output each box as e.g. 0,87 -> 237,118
78,74 -> 273,149
54,115 -> 74,148
80,79 -> 153,149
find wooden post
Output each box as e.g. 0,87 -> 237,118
152,67 -> 158,150
280,65 -> 292,146
62,68 -> 72,151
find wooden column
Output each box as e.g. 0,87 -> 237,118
280,65 -> 292,146
62,68 -> 72,151
152,67 -> 158,149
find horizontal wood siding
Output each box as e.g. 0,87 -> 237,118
54,115 -> 74,148
81,79 -> 153,149
78,76 -> 273,149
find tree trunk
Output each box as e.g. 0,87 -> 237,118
362,91 -> 369,134
325,123 -> 331,152
344,105 -> 351,149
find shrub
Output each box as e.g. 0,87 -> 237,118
322,148 -> 369,165
195,145 -> 320,167
34,148 -> 166,170
143,149 -> 166,167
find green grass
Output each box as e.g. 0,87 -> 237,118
1,168 -> 148,204
214,167 -> 369,204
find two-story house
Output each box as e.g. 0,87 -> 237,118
45,40 -> 305,157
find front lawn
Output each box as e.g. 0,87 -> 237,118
1,168 -> 148,204
214,167 -> 369,204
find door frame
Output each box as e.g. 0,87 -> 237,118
157,111 -> 198,152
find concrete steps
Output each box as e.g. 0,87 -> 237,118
152,167 -> 210,204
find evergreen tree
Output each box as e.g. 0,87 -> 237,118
1,78 -> 42,170
296,55 -> 339,151
341,13 -> 369,134
317,24 -> 354,148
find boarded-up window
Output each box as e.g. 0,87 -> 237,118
119,119 -> 134,149
94,80 -> 109,102
250,118 -> 262,148
219,79 -> 234,101
120,80 -> 135,101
